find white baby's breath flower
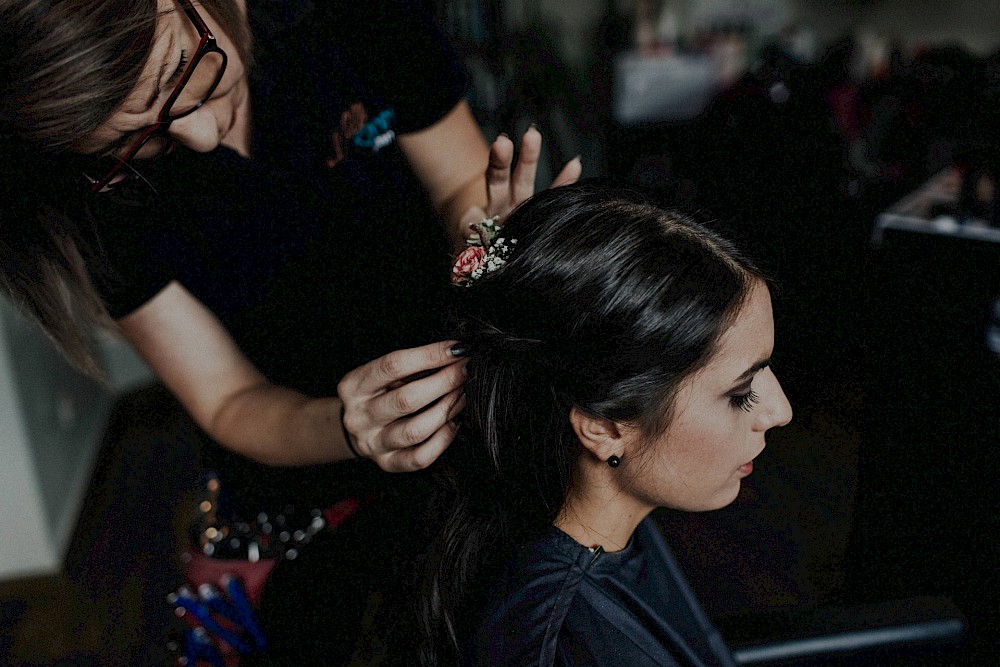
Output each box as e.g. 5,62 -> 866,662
453,217 -> 516,286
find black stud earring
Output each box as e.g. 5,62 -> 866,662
607,455 -> 621,468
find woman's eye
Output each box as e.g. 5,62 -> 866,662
168,50 -> 190,86
730,388 -> 760,413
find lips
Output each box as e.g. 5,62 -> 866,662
740,444 -> 767,476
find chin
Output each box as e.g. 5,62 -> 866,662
666,484 -> 742,513
697,483 -> 743,512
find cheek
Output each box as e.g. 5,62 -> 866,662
223,58 -> 244,89
663,431 -> 732,479
666,406 -> 743,470
634,415 -> 746,509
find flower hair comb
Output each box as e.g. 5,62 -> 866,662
451,215 -> 517,286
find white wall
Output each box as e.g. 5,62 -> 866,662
0,299 -> 136,580
523,0 -> 1000,70
790,0 -> 1000,55
0,307 -> 60,578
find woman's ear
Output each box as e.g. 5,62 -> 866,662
569,407 -> 626,462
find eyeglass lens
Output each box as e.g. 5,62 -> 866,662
166,48 -> 226,119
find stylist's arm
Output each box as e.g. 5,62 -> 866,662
119,281 -> 466,471
121,100 -> 575,474
397,99 -> 583,250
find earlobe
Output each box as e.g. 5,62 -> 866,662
569,407 -> 626,462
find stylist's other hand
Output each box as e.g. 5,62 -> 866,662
337,340 -> 467,472
460,126 -> 582,235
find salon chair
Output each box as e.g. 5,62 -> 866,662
718,595 -> 967,666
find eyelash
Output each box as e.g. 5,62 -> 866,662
730,388 -> 760,413
169,50 -> 190,85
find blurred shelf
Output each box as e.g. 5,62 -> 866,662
873,167 -> 1000,246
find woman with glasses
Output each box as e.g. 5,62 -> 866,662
1,0 -> 579,662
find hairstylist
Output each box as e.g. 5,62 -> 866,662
1,0 -> 579,660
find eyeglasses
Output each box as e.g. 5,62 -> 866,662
87,0 -> 227,192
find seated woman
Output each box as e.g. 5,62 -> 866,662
412,181 -> 793,666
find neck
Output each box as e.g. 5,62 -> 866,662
554,459 -> 654,552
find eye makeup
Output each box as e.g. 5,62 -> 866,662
729,388 -> 760,413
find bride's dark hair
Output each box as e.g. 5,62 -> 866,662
413,182 -> 765,664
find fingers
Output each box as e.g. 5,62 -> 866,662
552,155 -> 583,188
374,387 -> 465,473
486,134 -> 514,216
383,418 -> 460,472
382,386 -> 465,451
366,357 -> 467,425
483,127 -> 583,224
511,126 -> 542,206
338,340 -> 468,470
349,340 -> 464,395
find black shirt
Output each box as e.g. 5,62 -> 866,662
87,0 -> 468,512
468,517 -> 738,667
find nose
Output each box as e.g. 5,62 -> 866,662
166,107 -> 220,153
753,368 -> 793,431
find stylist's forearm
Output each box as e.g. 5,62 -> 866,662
208,385 -> 351,466
397,100 -> 490,248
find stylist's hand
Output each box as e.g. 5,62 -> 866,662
460,126 -> 582,233
337,340 -> 467,472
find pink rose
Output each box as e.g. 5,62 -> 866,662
451,246 -> 486,284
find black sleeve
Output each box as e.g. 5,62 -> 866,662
311,0 -> 469,133
85,199 -> 178,319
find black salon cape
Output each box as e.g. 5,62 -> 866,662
468,517 -> 738,667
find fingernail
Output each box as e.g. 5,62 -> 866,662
571,154 -> 582,162
497,132 -> 509,139
528,123 -> 540,133
449,343 -> 468,357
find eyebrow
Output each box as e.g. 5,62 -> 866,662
144,29 -> 177,111
733,358 -> 771,385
